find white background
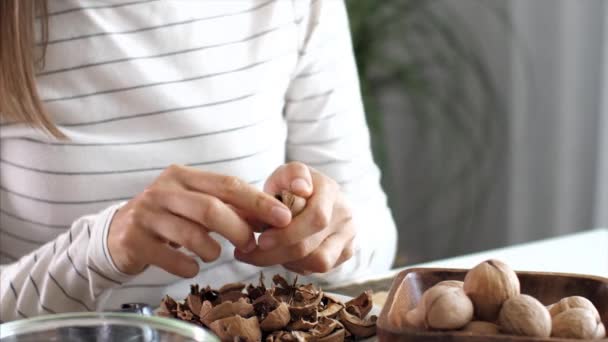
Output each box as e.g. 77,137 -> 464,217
508,0 -> 607,239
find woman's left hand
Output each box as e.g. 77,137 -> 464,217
234,162 -> 356,275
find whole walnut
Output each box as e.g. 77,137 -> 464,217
461,321 -> 500,335
498,294 -> 551,338
598,322 -> 607,339
548,296 -> 601,321
552,308 -> 606,339
435,280 -> 464,288
464,259 -> 520,321
406,283 -> 474,330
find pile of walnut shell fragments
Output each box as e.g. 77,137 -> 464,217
157,274 -> 377,341
387,259 -> 606,340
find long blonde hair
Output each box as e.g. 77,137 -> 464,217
0,0 -> 64,138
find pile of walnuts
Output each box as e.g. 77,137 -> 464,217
157,274 -> 377,341
388,259 -> 606,340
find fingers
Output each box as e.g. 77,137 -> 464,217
143,236 -> 200,278
237,169 -> 351,272
257,173 -> 340,250
235,229 -> 329,267
282,264 -> 312,276
141,209 -> 222,262
335,236 -> 355,267
264,162 -> 313,198
148,188 -> 257,253
283,230 -> 355,274
228,205 -> 269,233
111,164 -> 298,277
167,165 -> 292,227
237,228 -> 355,274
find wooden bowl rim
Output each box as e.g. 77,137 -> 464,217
396,267 -> 608,282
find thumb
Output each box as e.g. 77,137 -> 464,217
264,162 -> 313,198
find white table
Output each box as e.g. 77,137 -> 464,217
405,228 -> 608,276
330,228 -> 607,297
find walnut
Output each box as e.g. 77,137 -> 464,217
548,296 -> 601,321
275,190 -> 306,216
497,294 -> 551,338
406,283 -> 474,330
463,259 -> 520,321
598,322 -> 607,339
552,307 -> 606,339
435,280 -> 464,288
461,321 -> 500,335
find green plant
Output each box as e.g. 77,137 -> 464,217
346,0 -> 508,264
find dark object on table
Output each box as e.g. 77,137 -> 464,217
376,267 -> 608,341
117,303 -> 155,316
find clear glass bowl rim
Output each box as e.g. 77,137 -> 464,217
0,312 -> 218,341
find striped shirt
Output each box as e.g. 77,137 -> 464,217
0,0 -> 396,322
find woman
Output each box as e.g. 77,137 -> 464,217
0,0 -> 396,321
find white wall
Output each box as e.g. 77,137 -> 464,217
597,3 -> 608,228
507,0 -> 605,242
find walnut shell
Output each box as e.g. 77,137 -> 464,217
338,309 -> 377,338
259,302 -> 290,332
461,321 -> 500,335
597,322 -> 606,339
208,315 -> 261,342
464,259 -> 520,321
406,284 -> 474,330
548,296 -> 601,321
277,190 -> 306,216
498,294 -> 551,338
552,308 -> 605,339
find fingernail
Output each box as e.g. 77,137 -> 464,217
291,178 -> 310,193
258,235 -> 276,250
271,206 -> 291,225
241,239 -> 257,254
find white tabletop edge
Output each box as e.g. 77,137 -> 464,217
342,228 -> 608,288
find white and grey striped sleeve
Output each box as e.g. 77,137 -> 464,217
0,204 -> 133,321
284,0 -> 397,284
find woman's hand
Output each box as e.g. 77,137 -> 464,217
108,165 -> 293,278
235,162 -> 356,275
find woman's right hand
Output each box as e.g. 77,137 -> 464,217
107,164 -> 293,278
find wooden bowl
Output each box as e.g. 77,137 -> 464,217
377,268 -> 608,341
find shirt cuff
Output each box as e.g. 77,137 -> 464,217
88,201 -> 133,284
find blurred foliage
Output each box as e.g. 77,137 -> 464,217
345,0 -> 508,263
